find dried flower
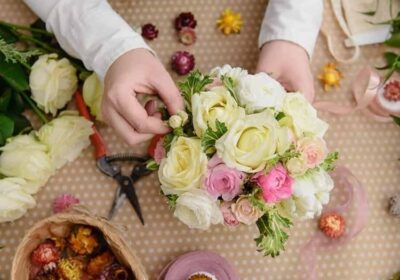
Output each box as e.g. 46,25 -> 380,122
188,272 -> 218,280
178,27 -> 196,45
68,226 -> 99,255
384,80 -> 400,101
87,251 -> 114,276
31,242 -> 60,267
141,23 -> 159,40
319,212 -> 345,238
53,193 -> 80,213
216,9 -> 243,35
171,51 -> 195,75
389,193 -> 400,217
99,263 -> 129,280
318,63 -> 343,92
57,258 -> 85,280
175,12 -> 197,31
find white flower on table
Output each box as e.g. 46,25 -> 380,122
82,72 -> 104,121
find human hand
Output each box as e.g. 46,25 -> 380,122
256,40 -> 315,102
102,49 -> 184,146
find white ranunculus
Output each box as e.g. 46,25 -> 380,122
282,92 -> 328,138
0,177 -> 36,223
0,135 -> 54,194
210,64 -> 248,85
215,111 -> 278,173
174,189 -> 223,230
192,86 -> 244,137
236,72 -> 286,113
30,54 -> 78,116
83,72 -> 103,121
36,111 -> 92,169
159,137 -> 208,195
280,169 -> 334,220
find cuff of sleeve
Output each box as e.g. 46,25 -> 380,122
258,31 -> 317,59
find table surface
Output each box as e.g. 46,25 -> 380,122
1,1 -> 400,279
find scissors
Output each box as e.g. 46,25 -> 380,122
74,91 -> 151,225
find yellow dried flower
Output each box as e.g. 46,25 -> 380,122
216,9 -> 243,35
57,258 -> 84,280
318,63 -> 343,91
68,226 -> 99,255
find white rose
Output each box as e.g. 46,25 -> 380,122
159,137 -> 208,195
192,86 -> 244,137
174,189 -> 223,230
215,111 -> 278,173
30,54 -> 78,116
36,111 -> 92,169
282,92 -> 328,138
83,72 -> 103,121
0,135 -> 54,194
236,72 -> 286,113
0,177 -> 36,223
210,64 -> 248,85
280,169 -> 334,220
286,157 -> 307,177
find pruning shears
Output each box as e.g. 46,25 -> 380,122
74,91 -> 151,225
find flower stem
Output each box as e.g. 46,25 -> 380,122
19,91 -> 48,124
0,21 -> 53,37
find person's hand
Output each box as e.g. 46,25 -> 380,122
102,48 -> 184,146
256,40 -> 315,102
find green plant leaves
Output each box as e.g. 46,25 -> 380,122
385,33 -> 400,48
0,114 -> 14,146
0,25 -> 17,43
0,53 -> 29,92
201,120 -> 227,155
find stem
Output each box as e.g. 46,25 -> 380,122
19,91 -> 48,124
0,21 -> 53,37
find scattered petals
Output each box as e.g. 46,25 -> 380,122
319,212 -> 345,239
175,12 -> 197,31
178,27 -> 196,45
52,193 -> 80,214
384,80 -> 400,101
216,9 -> 243,35
141,23 -> 159,40
171,51 -> 195,75
318,63 -> 343,92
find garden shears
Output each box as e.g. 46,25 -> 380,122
74,91 -> 151,225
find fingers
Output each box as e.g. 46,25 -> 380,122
286,72 -> 315,103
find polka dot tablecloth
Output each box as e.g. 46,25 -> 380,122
1,1 -> 400,279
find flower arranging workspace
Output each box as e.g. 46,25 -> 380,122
0,1 -> 400,280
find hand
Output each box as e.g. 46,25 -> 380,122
256,40 -> 315,102
102,49 -> 184,146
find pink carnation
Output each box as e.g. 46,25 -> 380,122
205,155 -> 244,201
53,194 -> 80,213
220,201 -> 240,227
252,164 -> 293,203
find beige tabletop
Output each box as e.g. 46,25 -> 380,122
1,1 -> 400,279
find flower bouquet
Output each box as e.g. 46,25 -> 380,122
147,65 -> 339,257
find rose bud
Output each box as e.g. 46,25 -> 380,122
178,27 -> 196,45
319,212 -> 345,239
141,23 -> 159,40
31,242 -> 60,267
175,12 -> 197,31
171,51 -> 195,76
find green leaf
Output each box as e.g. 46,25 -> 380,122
255,209 -> 292,257
7,112 -> 30,135
392,115 -> 400,126
0,25 -> 17,43
0,54 -> 29,92
220,75 -> 238,102
178,70 -> 213,110
275,112 -> 286,121
9,91 -> 26,113
0,113 -> 14,145
385,33 -> 400,48
320,151 -> 339,172
146,159 -> 159,171
384,52 -> 399,66
201,120 -> 227,156
0,88 -> 11,112
164,133 -> 175,153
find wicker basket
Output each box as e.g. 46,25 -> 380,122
11,207 -> 148,280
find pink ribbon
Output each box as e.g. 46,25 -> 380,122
313,66 -> 393,122
300,166 -> 369,280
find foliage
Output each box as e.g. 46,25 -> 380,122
201,120 -> 227,155
320,151 -> 339,172
0,39 -> 42,65
178,70 -> 213,109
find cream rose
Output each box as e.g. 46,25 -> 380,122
36,111 -> 93,169
192,86 -> 244,137
83,72 -> 103,121
231,196 -> 263,225
279,169 -> 334,220
296,137 -> 328,169
174,189 -> 223,230
0,135 -> 54,194
30,54 -> 78,116
210,64 -> 248,85
215,111 -> 278,173
159,137 -> 208,195
0,177 -> 36,223
236,72 -> 286,113
282,92 -> 328,138
286,157 -> 307,177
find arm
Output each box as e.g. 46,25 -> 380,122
24,0 -> 184,145
257,0 -> 323,101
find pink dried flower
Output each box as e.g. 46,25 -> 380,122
178,27 -> 196,45
141,23 -> 159,40
53,193 -> 80,214
384,80 -> 400,102
171,51 -> 195,75
175,12 -> 197,31
220,201 -> 239,227
153,137 -> 166,164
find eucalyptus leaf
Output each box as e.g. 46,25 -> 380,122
0,54 -> 29,92
0,88 -> 11,112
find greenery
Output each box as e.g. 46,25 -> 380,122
201,120 -> 227,156
163,133 -> 175,153
255,208 -> 292,257
220,75 -> 238,102
165,194 -> 179,209
145,159 -> 159,171
320,151 -> 339,172
265,147 -> 300,168
178,70 -> 213,110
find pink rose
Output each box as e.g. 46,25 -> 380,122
297,137 -> 327,168
231,197 -> 262,225
253,164 -> 293,203
220,201 -> 240,227
205,155 -> 244,201
154,137 -> 166,164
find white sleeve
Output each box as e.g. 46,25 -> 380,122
258,0 -> 323,58
23,0 -> 152,79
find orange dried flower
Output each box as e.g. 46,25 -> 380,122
68,226 -> 99,255
57,258 -> 85,280
188,272 -> 217,280
86,251 -> 114,276
318,63 -> 343,91
319,212 -> 345,239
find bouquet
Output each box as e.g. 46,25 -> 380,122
147,65 -> 339,257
